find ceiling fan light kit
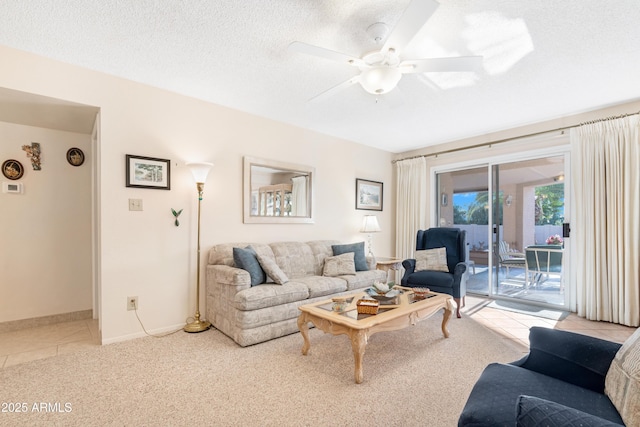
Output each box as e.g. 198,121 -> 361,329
289,0 -> 482,101
360,66 -> 402,94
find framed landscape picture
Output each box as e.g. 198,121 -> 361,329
125,155 -> 171,190
356,178 -> 383,211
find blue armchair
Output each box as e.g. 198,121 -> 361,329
401,228 -> 467,318
459,327 -> 626,426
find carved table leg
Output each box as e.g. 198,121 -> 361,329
350,329 -> 368,384
297,314 -> 311,355
441,300 -> 454,338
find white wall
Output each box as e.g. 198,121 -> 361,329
0,121 -> 92,322
0,45 -> 394,343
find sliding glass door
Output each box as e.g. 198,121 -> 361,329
436,153 -> 570,309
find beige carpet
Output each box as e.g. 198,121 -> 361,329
0,314 -> 525,426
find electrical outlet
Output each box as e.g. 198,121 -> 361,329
127,296 -> 138,311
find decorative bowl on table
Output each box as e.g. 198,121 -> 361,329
412,287 -> 430,300
369,281 -> 400,301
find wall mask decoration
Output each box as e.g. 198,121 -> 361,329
22,142 -> 42,170
66,148 -> 85,167
2,159 -> 24,180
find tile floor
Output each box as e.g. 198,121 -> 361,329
463,296 -> 637,352
0,318 -> 100,368
0,297 -> 636,369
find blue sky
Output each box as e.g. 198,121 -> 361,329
453,192 -> 477,211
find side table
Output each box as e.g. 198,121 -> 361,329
375,257 -> 403,283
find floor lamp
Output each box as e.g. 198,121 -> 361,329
184,162 -> 213,333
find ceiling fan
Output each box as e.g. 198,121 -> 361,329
289,0 -> 482,102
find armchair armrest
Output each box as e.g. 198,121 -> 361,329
453,261 -> 467,277
400,259 -> 416,285
516,327 -> 621,393
516,396 -> 624,427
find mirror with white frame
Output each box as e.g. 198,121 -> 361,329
243,156 -> 314,224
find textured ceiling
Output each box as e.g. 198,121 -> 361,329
1,1 -> 640,153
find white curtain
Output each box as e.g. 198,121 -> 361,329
291,176 -> 307,216
571,114 -> 640,326
395,157 -> 428,262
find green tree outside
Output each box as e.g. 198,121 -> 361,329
453,185 -> 563,226
535,184 -> 564,225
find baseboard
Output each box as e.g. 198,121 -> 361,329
0,309 -> 93,334
101,323 -> 186,345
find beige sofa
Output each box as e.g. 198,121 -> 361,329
205,240 -> 387,347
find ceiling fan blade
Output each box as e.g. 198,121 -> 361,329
288,41 -> 365,67
381,0 -> 439,54
400,56 -> 483,73
308,76 -> 360,103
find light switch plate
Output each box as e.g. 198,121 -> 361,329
128,198 -> 143,211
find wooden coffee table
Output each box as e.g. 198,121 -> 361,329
297,287 -> 454,383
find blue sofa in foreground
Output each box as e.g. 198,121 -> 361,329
459,326 -> 640,426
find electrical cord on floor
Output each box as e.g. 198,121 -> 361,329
132,302 -> 183,338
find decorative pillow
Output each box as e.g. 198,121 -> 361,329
233,246 -> 265,286
322,252 -> 356,277
605,326 -> 640,427
332,242 -> 368,271
256,254 -> 289,285
415,247 -> 449,272
516,395 -> 621,427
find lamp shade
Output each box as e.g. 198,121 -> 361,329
360,215 -> 381,233
186,162 -> 213,183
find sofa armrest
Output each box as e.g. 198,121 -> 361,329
206,264 -> 251,289
516,327 -> 622,393
516,395 -> 624,427
366,255 -> 376,271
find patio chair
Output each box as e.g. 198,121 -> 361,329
497,241 -> 526,277
524,245 -> 564,291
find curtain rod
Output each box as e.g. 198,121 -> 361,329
392,110 -> 640,164
578,111 -> 640,126
391,127 -> 569,164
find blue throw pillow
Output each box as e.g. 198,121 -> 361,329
516,395 -> 624,427
233,246 -> 265,286
332,242 -> 368,271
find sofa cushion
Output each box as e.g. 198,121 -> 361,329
209,242 -> 273,266
332,241 -> 368,271
306,240 -> 340,275
234,283 -> 309,311
270,242 -> 317,279
458,363 -> 624,426
516,395 -> 624,427
233,246 -> 265,286
323,252 -> 356,277
256,254 -> 289,285
605,326 -> 640,427
341,270 -> 388,291
415,247 -> 448,272
294,276 -> 347,298
404,270 -> 454,289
